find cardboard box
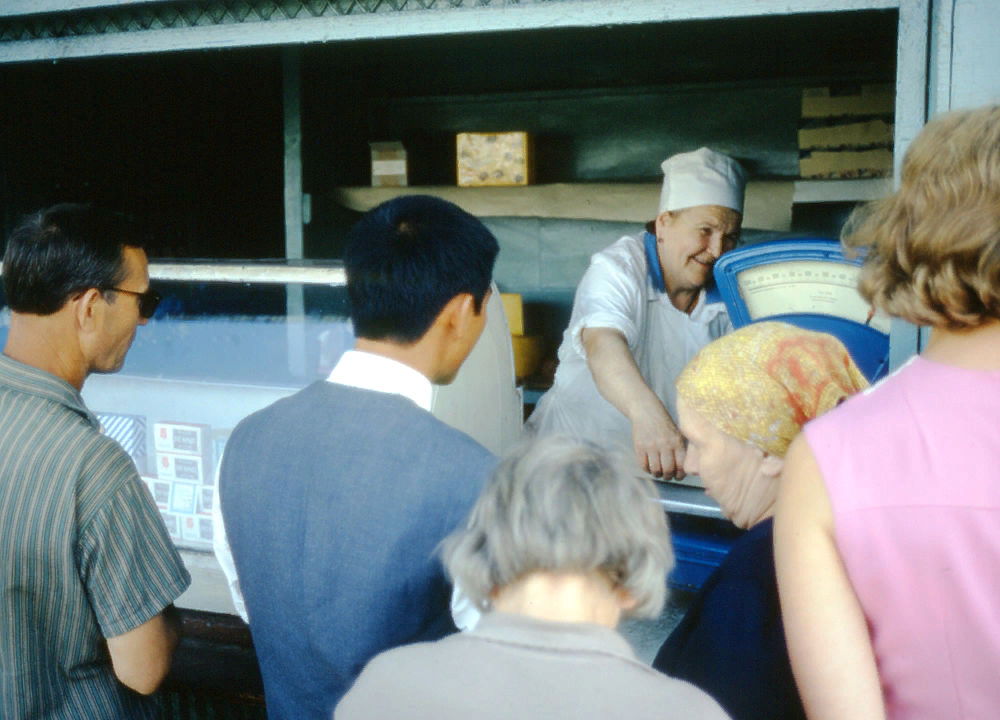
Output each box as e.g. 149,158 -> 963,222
154,421 -> 212,457
156,451 -> 208,484
160,510 -> 181,541
141,475 -> 171,509
180,515 -> 214,546
140,474 -> 156,500
212,429 -> 231,467
98,412 -> 148,474
801,84 -> 895,118
370,141 -> 408,188
168,480 -> 199,515
153,480 -> 171,508
798,117 -> 894,151
511,334 -> 544,379
457,132 -> 532,187
198,486 -> 215,516
500,293 -> 525,335
799,149 -> 894,179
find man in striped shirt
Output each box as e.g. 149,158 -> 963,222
0,204 -> 191,718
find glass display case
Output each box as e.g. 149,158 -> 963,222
0,261 -> 522,613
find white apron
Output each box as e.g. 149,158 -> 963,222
526,232 -> 731,462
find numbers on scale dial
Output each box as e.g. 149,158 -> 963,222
736,260 -> 890,333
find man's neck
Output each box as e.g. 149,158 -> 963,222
4,313 -> 87,390
352,337 -> 434,381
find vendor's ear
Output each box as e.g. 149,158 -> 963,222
654,210 -> 679,239
760,452 -> 784,479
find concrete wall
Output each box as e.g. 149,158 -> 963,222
936,0 -> 1000,112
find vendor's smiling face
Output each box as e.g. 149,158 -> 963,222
655,204 -> 741,298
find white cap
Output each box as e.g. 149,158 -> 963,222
658,147 -> 748,215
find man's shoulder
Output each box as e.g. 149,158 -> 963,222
230,381 -> 395,435
12,394 -> 133,486
384,404 -> 497,476
1,382 -> 94,440
249,380 -> 424,419
75,432 -> 147,516
230,381 -> 494,464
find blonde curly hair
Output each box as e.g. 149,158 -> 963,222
842,105 -> 1000,328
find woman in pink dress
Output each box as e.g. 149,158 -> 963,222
774,105 -> 1000,720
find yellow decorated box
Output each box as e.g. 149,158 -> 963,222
457,132 -> 532,187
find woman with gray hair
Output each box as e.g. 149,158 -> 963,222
334,434 -> 729,720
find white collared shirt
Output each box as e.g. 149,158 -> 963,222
326,349 -> 432,411
211,350 -> 479,630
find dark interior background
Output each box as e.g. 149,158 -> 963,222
0,10 -> 897,259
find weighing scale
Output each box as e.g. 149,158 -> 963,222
712,237 -> 891,383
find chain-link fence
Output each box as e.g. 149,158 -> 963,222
0,0 -> 559,43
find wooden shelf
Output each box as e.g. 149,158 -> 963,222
332,178 -> 891,232
333,183 -> 671,223
792,177 -> 892,203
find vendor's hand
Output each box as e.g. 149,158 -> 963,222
630,403 -> 687,481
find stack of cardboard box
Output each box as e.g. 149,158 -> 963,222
501,293 -> 543,381
150,421 -> 217,551
798,84 -> 895,180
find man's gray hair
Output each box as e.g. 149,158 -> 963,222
440,435 -> 674,618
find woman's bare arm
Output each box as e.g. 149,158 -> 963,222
773,435 -> 885,720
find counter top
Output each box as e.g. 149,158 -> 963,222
656,481 -> 724,519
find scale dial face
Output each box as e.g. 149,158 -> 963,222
736,260 -> 891,334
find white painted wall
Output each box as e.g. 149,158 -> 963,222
931,0 -> 1000,113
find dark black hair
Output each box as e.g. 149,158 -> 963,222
343,195 -> 499,343
2,203 -> 141,315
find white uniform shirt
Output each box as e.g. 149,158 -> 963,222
526,232 -> 732,460
212,350 -> 480,630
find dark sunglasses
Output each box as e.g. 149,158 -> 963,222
101,287 -> 162,319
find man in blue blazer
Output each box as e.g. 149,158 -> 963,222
216,195 -> 500,719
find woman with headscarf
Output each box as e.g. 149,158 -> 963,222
335,434 -> 729,720
652,321 -> 868,720
774,106 -> 1000,719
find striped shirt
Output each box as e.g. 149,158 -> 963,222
0,353 -> 191,719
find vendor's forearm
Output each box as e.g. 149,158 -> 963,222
581,327 -> 672,425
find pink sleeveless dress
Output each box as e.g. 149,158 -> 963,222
804,355 -> 1000,719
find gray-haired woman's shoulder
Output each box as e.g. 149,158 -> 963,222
335,629 -> 733,720
640,672 -> 734,719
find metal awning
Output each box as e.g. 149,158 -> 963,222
0,0 -> 901,63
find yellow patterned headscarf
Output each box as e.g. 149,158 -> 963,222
676,322 -> 868,457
